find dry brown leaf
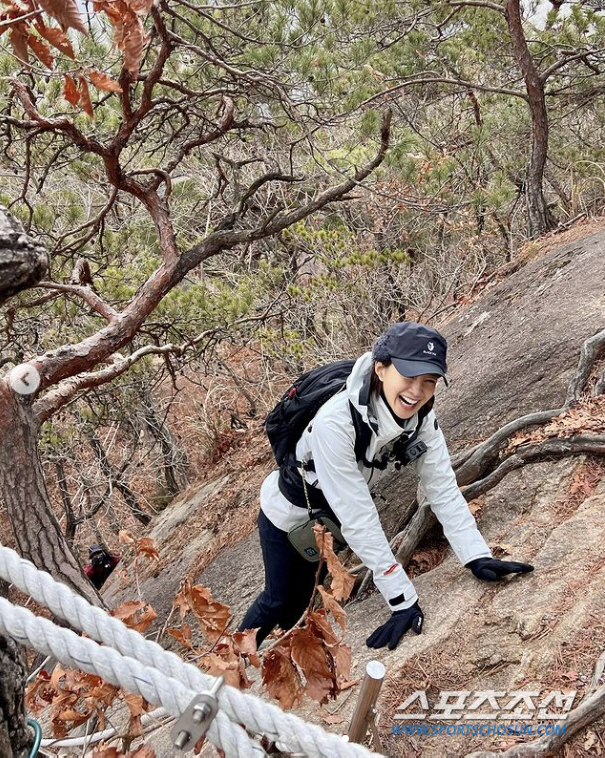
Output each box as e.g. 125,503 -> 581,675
111,600 -> 157,633
290,627 -> 333,704
201,651 -> 245,689
306,610 -> 339,646
317,586 -> 346,632
332,642 -> 352,683
178,582 -> 231,643
118,529 -> 136,545
127,748 -> 157,758
9,24 -> 29,64
261,648 -> 303,710
168,623 -> 195,651
231,629 -> 260,667
128,0 -> 154,12
92,747 -> 120,758
87,68 -> 122,93
313,526 -> 355,602
78,74 -> 93,117
321,712 -> 345,725
36,0 -> 88,34
172,580 -> 192,619
35,20 -> 76,57
123,693 -> 147,737
28,33 -> 54,67
135,536 -> 159,561
26,670 -> 55,714
121,8 -> 145,76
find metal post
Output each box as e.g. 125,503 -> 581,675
347,660 -> 386,746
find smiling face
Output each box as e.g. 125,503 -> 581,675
374,361 -> 438,419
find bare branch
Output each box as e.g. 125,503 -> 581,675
10,82 -> 107,157
357,77 -> 527,111
237,171 -> 300,214
448,0 -> 505,11
541,48 -> 605,83
34,307 -> 278,422
35,282 -> 119,323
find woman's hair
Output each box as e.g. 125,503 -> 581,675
370,331 -> 393,396
370,358 -> 391,396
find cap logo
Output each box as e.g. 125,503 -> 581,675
427,341 -> 434,352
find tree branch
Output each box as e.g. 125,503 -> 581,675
541,48 -> 605,83
448,0 -> 505,11
35,282 -> 119,323
357,77 -> 527,111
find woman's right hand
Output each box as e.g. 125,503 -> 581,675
366,602 -> 424,650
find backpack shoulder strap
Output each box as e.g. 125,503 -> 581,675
350,402 -> 373,467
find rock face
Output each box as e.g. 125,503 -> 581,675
137,224 -> 605,756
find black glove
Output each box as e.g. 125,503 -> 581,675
466,557 -> 534,581
366,602 -> 424,650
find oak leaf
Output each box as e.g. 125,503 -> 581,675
262,647 -> 303,710
35,20 -> 75,57
87,68 -> 122,93
9,24 -> 29,64
135,536 -> 160,561
111,600 -> 157,633
290,627 -> 334,704
28,33 -> 54,67
36,0 -> 88,35
78,74 -> 94,117
313,526 -> 354,602
318,586 -> 346,632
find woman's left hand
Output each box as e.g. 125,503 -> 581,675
466,557 -> 534,581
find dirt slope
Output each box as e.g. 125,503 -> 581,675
116,221 -> 605,757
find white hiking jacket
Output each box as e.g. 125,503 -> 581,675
261,352 -> 491,612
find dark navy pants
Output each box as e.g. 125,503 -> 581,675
238,509 -> 323,645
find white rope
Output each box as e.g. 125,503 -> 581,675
0,597 -> 258,757
0,544 -> 378,757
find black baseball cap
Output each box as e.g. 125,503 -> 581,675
374,322 -> 448,384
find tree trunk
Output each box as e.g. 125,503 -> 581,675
0,206 -> 48,306
0,581 -> 30,758
0,383 -> 102,604
505,0 -> 555,238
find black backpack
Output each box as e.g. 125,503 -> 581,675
265,360 -> 359,466
265,360 -> 432,476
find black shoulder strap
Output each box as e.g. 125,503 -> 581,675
350,402 -> 373,467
